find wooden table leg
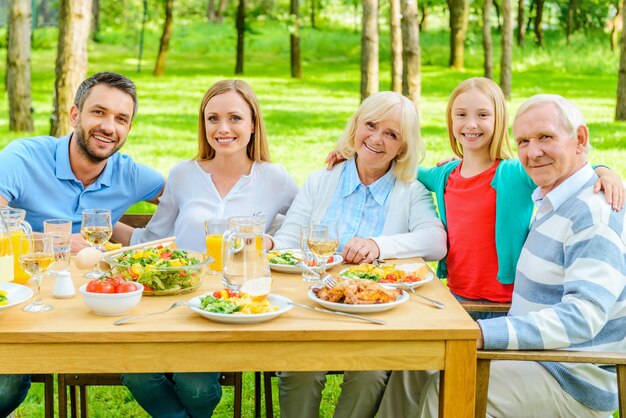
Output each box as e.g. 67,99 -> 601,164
440,340 -> 476,418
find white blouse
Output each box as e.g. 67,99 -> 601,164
131,160 -> 299,251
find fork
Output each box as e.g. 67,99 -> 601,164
112,301 -> 190,325
396,284 -> 446,309
299,262 -> 338,288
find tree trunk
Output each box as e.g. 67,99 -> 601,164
37,0 -> 52,26
207,0 -> 216,22
235,0 -> 245,74
390,0 -> 402,92
51,0 -> 91,137
610,0 -> 622,51
7,0 -> 33,131
310,0 -> 316,28
92,0 -> 100,41
482,0 -> 493,80
616,4 -> 626,120
419,3 -> 428,31
534,0 -> 544,47
154,0 -> 174,76
500,0 -> 513,99
401,0 -> 420,108
566,0 -> 576,44
290,0 -> 302,78
448,0 -> 469,70
516,0 -> 525,46
360,0 -> 378,101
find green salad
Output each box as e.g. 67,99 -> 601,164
108,245 -> 205,294
268,251 -> 299,266
200,295 -> 242,314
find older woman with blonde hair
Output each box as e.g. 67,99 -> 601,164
270,91 -> 446,418
123,79 -> 298,417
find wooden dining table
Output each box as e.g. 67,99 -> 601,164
0,258 -> 480,418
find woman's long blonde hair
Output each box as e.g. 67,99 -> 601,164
195,79 -> 271,162
446,77 -> 512,160
336,92 -> 423,182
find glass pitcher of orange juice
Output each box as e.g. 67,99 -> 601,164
0,206 -> 33,284
0,210 -> 13,282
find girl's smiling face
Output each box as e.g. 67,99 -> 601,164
204,91 -> 254,158
451,88 -> 495,157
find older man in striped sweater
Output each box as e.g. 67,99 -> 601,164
378,94 -> 626,417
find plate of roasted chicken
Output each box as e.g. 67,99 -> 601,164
308,278 -> 409,313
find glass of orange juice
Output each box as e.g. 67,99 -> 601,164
204,220 -> 228,273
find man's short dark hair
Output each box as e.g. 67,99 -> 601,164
74,72 -> 138,120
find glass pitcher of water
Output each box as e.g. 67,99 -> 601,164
0,210 -> 13,282
0,206 -> 33,284
221,215 -> 271,291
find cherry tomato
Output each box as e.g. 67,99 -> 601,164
404,275 -> 420,282
106,276 -> 125,288
327,256 -> 334,263
212,290 -> 223,298
86,280 -> 115,293
116,282 -> 139,293
385,273 -> 398,282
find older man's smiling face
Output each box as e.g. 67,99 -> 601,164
514,103 -> 587,195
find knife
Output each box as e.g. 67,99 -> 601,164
289,302 -> 386,325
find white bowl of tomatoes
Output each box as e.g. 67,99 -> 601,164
80,279 -> 144,316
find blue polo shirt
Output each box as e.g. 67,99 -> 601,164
0,134 -> 164,233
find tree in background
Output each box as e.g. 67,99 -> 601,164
207,0 -> 228,23
448,0 -> 469,69
290,0 -> 302,78
51,0 -> 91,137
390,0 -> 402,92
533,0 -> 544,46
235,0 -> 245,74
616,6 -> 626,120
360,0 -> 378,100
7,0 -> 34,131
92,0 -> 100,41
609,0 -> 623,51
401,0 -> 420,108
500,0 -> 513,98
482,0 -> 493,79
516,0 -> 525,46
154,0 -> 174,76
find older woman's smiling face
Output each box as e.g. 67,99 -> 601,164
354,106 -> 404,174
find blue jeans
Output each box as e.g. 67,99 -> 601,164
122,372 -> 221,418
0,374 -> 31,417
452,293 -> 509,321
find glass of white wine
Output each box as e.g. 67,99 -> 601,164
19,233 -> 55,312
81,209 -> 112,279
307,222 -> 339,278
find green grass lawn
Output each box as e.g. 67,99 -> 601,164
3,19 -> 624,418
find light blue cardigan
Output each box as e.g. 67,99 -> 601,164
417,159 -> 535,284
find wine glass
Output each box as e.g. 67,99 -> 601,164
43,219 -> 72,276
81,209 -> 112,279
19,233 -> 55,312
307,222 -> 339,278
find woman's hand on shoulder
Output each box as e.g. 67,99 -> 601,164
436,156 -> 460,167
341,237 -> 380,264
325,150 -> 346,170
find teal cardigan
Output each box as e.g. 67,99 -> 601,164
417,159 -> 536,284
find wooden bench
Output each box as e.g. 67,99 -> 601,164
57,214 -> 247,417
461,304 -> 625,417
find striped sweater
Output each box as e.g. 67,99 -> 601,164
479,166 -> 626,412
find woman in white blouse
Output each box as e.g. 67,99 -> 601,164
122,79 -> 298,418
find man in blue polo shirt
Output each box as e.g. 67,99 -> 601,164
0,71 -> 165,417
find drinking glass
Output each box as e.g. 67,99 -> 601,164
43,219 -> 72,276
80,209 -> 112,279
307,222 -> 339,277
300,225 -> 321,282
19,233 -> 55,312
204,219 -> 228,273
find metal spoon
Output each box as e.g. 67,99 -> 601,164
396,284 -> 446,309
113,301 -> 190,325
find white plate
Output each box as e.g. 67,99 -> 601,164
0,282 -> 33,311
268,250 -> 343,274
339,264 -> 435,289
188,293 -> 293,324
307,288 -> 409,314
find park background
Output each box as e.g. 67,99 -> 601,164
0,0 -> 624,416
